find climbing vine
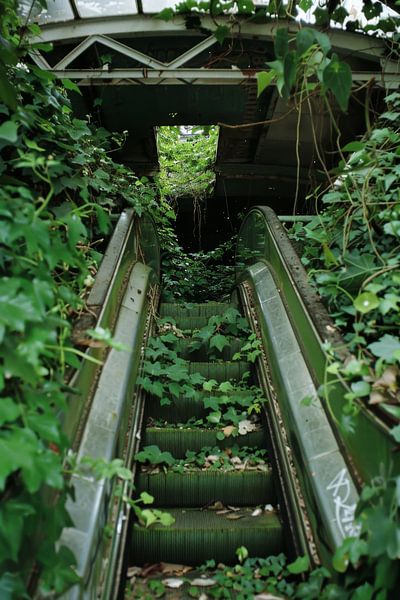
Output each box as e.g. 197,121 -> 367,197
0,1 -> 163,595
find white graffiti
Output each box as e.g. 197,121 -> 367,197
327,468 -> 361,538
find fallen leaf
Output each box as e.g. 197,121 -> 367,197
207,500 -> 225,511
191,578 -> 217,587
264,504 -> 274,512
251,508 -> 263,517
225,513 -> 244,520
162,577 -> 185,589
222,425 -> 235,437
141,563 -> 163,577
373,366 -> 399,391
160,562 -> 193,575
227,505 -> 241,511
127,566 -> 142,577
369,390 -> 387,405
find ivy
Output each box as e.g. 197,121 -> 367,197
0,3 -> 165,595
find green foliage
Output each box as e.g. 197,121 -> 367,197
332,475 -> 400,597
157,126 -> 218,202
158,1 -> 400,43
161,236 -> 236,302
294,92 -> 400,423
0,5 -> 164,595
257,28 -> 352,112
135,444 -> 269,473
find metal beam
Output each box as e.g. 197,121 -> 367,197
166,36 -> 217,69
54,34 -> 166,70
46,67 -> 399,86
31,15 -> 386,63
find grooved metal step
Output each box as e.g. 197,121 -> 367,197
189,361 -> 250,381
144,427 -> 265,457
145,390 -> 253,422
176,337 -> 243,361
131,507 -> 283,565
136,468 -> 276,507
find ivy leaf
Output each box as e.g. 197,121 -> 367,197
151,381 -> 164,398
298,0 -> 312,10
342,141 -> 366,152
323,55 -> 352,112
283,51 -> 297,98
257,71 -> 275,97
368,335 -> 400,362
61,79 -> 82,95
384,221 -> 400,237
274,28 -> 289,60
353,292 -> 379,314
287,555 -> 310,574
157,8 -> 175,20
0,398 -> 21,426
0,121 -> 18,143
203,379 -> 218,392
210,334 -> 230,353
296,28 -> 316,57
140,491 -> 154,505
157,511 -> 175,526
214,26 -> 230,45
168,382 -> 181,398
207,410 -> 222,424
351,381 -> 371,398
219,381 -> 233,393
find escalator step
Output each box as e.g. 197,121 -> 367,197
189,361 -> 251,381
136,469 -> 276,507
176,337 -> 243,361
144,427 -> 265,457
131,507 -> 283,565
160,303 -> 232,318
145,389 -> 253,422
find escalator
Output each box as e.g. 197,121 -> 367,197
59,207 -> 400,600
125,300 -> 288,596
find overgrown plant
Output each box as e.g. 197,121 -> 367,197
0,3 -> 163,595
289,90 -> 400,597
293,91 -> 400,428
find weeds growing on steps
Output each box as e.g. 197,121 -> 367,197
160,236 -> 236,303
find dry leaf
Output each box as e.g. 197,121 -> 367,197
373,366 -> 399,391
160,562 -> 193,575
252,508 -> 263,517
162,577 -> 185,589
369,390 -> 387,405
127,566 -> 142,578
207,500 -> 225,511
141,563 -> 163,577
225,513 -> 244,520
222,425 -> 235,437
